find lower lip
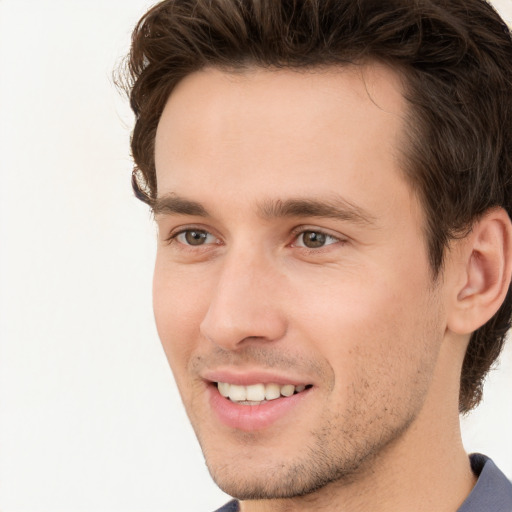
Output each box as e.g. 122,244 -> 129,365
208,385 -> 312,431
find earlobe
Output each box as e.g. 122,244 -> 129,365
447,208 -> 512,335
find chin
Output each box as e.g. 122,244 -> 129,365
208,464 -> 330,500
201,436 -> 373,501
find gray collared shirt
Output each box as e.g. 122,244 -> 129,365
457,454 -> 512,512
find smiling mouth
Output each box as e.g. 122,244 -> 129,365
216,382 -> 313,405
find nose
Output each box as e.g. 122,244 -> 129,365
199,248 -> 287,350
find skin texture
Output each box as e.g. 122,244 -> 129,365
152,65 -> 507,511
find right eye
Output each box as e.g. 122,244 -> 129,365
174,229 -> 218,246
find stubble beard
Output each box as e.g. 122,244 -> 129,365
186,303 -> 441,502
199,402 -> 420,501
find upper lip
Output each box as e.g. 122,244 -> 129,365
202,368 -> 313,387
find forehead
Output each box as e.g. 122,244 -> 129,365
154,63 -> 411,216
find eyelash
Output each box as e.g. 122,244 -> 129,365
165,226 -> 344,251
289,227 -> 342,250
165,227 -> 220,247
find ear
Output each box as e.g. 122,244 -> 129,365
447,208 -> 512,335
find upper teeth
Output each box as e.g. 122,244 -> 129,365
217,382 -> 307,402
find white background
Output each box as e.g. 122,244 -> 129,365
0,1 -> 511,511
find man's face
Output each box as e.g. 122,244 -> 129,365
153,65 -> 448,499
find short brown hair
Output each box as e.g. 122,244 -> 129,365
118,0 -> 512,413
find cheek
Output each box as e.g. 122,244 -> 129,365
152,257 -> 210,375
288,258 -> 440,386
290,277 -> 442,438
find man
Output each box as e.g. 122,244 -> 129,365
120,0 -> 512,510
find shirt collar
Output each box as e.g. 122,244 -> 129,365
457,454 -> 512,512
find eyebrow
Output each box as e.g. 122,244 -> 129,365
258,197 -> 376,226
153,194 -> 210,217
153,193 -> 376,226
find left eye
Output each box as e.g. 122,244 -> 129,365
294,230 -> 339,249
175,229 -> 217,246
